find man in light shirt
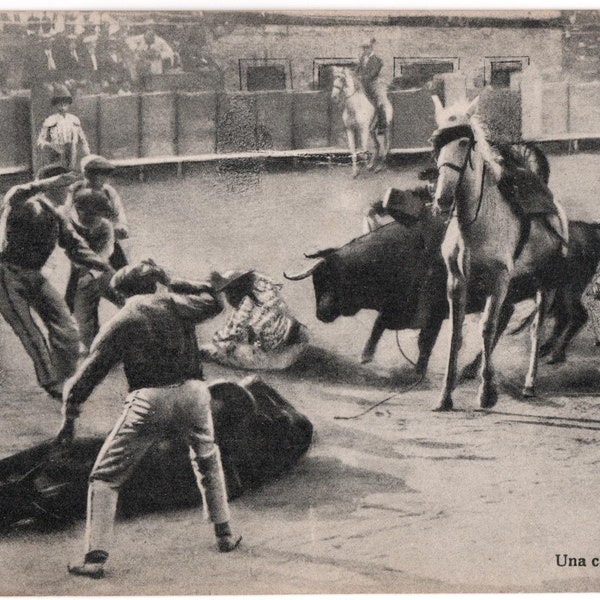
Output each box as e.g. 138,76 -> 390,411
128,28 -> 175,79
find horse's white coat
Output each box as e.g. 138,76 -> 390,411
331,66 -> 393,177
431,95 -> 569,410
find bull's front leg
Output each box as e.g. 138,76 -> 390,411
478,270 -> 510,408
435,254 -> 468,411
415,315 -> 443,376
361,312 -> 386,364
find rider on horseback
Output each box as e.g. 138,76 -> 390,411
357,38 -> 388,134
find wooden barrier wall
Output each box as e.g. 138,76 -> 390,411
5,82 -> 600,176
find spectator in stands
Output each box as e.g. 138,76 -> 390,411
54,34 -> 83,81
24,34 -> 62,85
37,84 -> 91,170
80,34 -> 102,82
128,28 -> 175,81
200,270 -> 308,371
98,36 -> 130,93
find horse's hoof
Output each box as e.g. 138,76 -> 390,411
479,389 -> 498,409
522,386 -> 535,398
546,353 -> 566,364
360,354 -> 373,364
433,399 -> 453,412
373,164 -> 385,174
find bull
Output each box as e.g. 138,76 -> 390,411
0,377 -> 312,531
285,213 -> 600,378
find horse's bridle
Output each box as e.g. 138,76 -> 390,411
332,74 -> 357,99
431,124 -> 486,224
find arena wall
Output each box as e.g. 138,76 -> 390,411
8,78 -> 600,176
208,24 -> 564,92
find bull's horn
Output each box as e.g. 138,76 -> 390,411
283,258 -> 325,281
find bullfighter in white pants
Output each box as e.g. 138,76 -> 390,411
58,260 -> 241,579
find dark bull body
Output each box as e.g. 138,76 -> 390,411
287,214 -> 600,374
0,377 -> 313,531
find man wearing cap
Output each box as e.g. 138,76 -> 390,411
0,164 -> 113,400
201,270 -> 308,371
65,154 -> 129,272
356,38 -> 388,134
58,260 -> 241,579
37,84 -> 91,171
64,155 -> 129,324
67,187 -> 124,351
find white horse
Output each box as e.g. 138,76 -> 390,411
431,95 -> 569,411
330,66 -> 393,178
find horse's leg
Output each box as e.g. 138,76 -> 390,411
361,312 -> 386,364
365,123 -> 377,170
460,302 -> 514,382
373,127 -> 390,173
346,128 -> 359,178
547,296 -> 588,364
522,289 -> 548,397
435,247 -> 468,411
478,270 -> 510,408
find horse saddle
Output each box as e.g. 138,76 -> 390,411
497,166 -> 557,216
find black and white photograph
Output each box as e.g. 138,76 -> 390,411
1,5 -> 600,595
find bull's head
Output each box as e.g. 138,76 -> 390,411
284,250 -> 341,323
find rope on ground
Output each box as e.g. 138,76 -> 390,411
334,373 -> 424,420
395,329 -> 417,367
334,328 -> 423,420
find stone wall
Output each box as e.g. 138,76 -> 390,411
208,22 -> 564,91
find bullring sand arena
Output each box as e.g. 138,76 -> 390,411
2,152 -> 600,594
3,7 -> 600,596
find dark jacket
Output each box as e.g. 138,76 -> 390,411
64,282 -> 223,415
0,183 -> 111,271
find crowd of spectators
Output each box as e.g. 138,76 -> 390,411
0,12 -> 221,96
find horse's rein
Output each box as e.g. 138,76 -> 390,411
433,127 -> 485,225
332,76 -> 357,99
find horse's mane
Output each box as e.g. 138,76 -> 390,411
467,113 -> 504,169
441,100 -> 551,184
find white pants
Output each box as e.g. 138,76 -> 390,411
83,380 -> 231,557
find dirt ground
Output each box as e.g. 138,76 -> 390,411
2,152 -> 600,595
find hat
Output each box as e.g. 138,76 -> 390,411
418,167 -> 439,181
72,189 -> 113,218
81,154 -> 115,174
211,269 -> 255,293
110,260 -> 167,297
36,163 -> 71,180
51,83 -> 72,105
360,37 -> 376,48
